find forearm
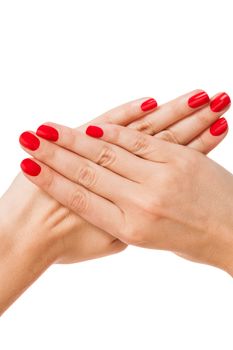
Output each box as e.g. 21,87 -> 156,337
0,223 -> 58,316
0,175 -> 63,315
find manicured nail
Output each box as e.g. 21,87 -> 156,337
86,125 -> 104,138
210,93 -> 231,112
20,158 -> 41,176
19,131 -> 40,151
36,125 -> 59,141
141,98 -> 158,112
188,91 -> 210,108
210,117 -> 228,136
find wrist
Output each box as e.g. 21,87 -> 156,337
218,222 -> 233,277
210,208 -> 233,277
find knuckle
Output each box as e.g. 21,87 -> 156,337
76,166 -> 97,188
121,227 -> 145,245
188,151 -> 200,171
141,195 -> 165,217
156,129 -> 180,144
108,101 -> 137,124
68,189 -> 88,213
39,142 -> 56,161
97,146 -> 116,167
131,134 -> 149,153
62,125 -> 76,144
196,111 -> 212,127
124,101 -> 138,117
153,171 -> 179,207
193,135 -> 206,153
110,239 -> 127,254
133,119 -> 154,134
162,173 -> 179,197
174,149 -> 199,174
40,168 -> 54,190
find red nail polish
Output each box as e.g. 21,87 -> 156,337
210,93 -> 231,112
141,98 -> 158,112
20,158 -> 41,176
19,132 -> 40,151
210,118 -> 228,136
36,125 -> 59,141
86,125 -> 104,138
188,91 -> 210,108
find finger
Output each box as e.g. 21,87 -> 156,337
35,123 -> 153,182
84,124 -> 181,163
155,92 -> 231,145
77,97 -> 158,131
20,158 -> 124,236
128,89 -> 210,135
188,117 -> 229,154
19,131 -> 138,203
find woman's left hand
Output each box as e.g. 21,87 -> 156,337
20,122 -> 233,275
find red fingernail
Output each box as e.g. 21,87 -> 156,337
141,98 -> 158,112
188,91 -> 210,108
36,125 -> 59,141
210,117 -> 228,136
19,132 -> 40,151
86,125 -> 104,138
210,93 -> 231,112
20,158 -> 41,176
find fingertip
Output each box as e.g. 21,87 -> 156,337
19,131 -> 40,151
209,117 -> 228,136
86,125 -> 104,138
20,158 -> 42,176
188,90 -> 210,109
140,98 -> 158,112
188,117 -> 229,154
36,124 -> 59,141
210,92 -> 231,113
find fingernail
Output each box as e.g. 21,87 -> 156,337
210,93 -> 231,112
210,117 -> 228,136
36,125 -> 59,141
20,158 -> 41,176
141,98 -> 158,112
86,125 -> 104,138
188,91 -> 210,108
19,132 -> 40,151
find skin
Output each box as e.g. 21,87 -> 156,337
0,90 -> 229,315
19,91 -> 233,276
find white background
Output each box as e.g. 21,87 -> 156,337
0,0 -> 233,349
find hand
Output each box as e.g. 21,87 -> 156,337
19,92 -> 233,274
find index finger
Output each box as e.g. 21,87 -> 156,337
78,97 -> 158,131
